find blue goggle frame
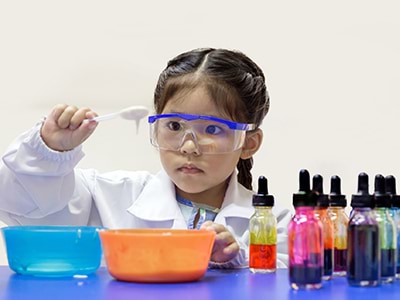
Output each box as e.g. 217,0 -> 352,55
148,113 -> 256,131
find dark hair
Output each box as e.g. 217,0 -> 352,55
153,48 -> 269,190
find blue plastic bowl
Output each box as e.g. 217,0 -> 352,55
1,225 -> 103,277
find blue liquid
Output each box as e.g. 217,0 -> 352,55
381,248 -> 396,282
3,226 -> 102,277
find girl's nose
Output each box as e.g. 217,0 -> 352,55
179,132 -> 201,156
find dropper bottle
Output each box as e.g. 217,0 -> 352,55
373,174 -> 396,283
288,169 -> 323,290
313,174 -> 334,280
347,172 -> 380,287
386,175 -> 400,278
249,176 -> 277,273
328,175 -> 349,276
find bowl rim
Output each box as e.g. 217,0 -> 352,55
99,228 -> 216,236
1,225 -> 105,232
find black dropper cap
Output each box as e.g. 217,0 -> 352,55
293,169 -> 317,207
386,175 -> 400,208
312,174 -> 329,207
329,175 -> 347,207
252,176 -> 274,207
350,172 -> 374,208
374,174 -> 391,208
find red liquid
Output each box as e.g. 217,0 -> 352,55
249,244 -> 276,269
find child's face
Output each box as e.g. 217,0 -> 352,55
158,86 -> 243,201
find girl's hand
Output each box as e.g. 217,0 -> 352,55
40,104 -> 98,151
200,221 -> 239,263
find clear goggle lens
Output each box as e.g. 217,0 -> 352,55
148,114 -> 255,154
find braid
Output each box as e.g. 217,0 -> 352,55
237,157 -> 253,190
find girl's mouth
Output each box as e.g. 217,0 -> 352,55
178,164 -> 202,174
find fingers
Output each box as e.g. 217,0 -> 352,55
200,220 -> 213,231
57,106 -> 91,130
70,107 -> 95,130
222,239 -> 239,255
42,104 -> 98,151
214,230 -> 236,247
200,221 -> 225,233
50,104 -> 69,121
200,221 -> 239,259
48,104 -> 98,130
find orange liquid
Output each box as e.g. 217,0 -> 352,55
249,244 -> 276,269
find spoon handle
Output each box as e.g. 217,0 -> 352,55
86,111 -> 119,122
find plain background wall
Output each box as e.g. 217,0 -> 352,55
0,0 -> 399,265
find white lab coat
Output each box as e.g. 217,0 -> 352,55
0,122 -> 290,268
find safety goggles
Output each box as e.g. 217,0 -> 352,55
148,113 -> 255,154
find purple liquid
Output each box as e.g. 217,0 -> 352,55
289,265 -> 322,285
334,248 -> 347,273
397,247 -> 400,274
347,224 -> 379,285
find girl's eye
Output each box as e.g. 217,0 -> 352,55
167,121 -> 182,131
205,125 -> 223,135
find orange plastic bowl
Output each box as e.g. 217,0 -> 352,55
99,229 -> 216,283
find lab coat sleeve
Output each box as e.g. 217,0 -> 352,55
0,122 -> 90,223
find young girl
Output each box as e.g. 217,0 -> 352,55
0,48 -> 290,268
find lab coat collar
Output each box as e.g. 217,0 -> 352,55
127,170 -> 180,221
217,171 -> 254,220
127,169 -> 254,223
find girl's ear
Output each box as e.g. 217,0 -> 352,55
240,128 -> 263,160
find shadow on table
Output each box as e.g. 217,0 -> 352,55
4,272 -> 104,300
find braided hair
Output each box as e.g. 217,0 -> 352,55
153,48 -> 269,190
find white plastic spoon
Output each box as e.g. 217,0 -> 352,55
85,105 -> 149,133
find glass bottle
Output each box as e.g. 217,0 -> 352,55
386,175 -> 400,278
347,172 -> 380,287
313,174 -> 333,280
288,169 -> 323,290
328,175 -> 349,276
373,174 -> 396,283
249,176 -> 277,273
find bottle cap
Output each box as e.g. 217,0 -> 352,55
252,176 -> 274,206
329,175 -> 347,207
312,174 -> 329,207
293,169 -> 317,207
374,174 -> 391,208
350,172 -> 374,208
386,175 -> 400,208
